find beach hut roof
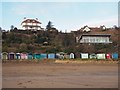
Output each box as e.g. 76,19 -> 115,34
16,53 -> 20,54
9,52 -> 15,54
2,52 -> 8,54
21,52 -> 28,54
90,53 -> 96,55
59,52 -> 65,55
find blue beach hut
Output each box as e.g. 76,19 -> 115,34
112,53 -> 118,60
48,53 -> 55,59
41,54 -> 47,59
34,53 -> 41,59
89,53 -> 96,59
28,53 -> 33,60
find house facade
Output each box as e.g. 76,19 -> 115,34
81,26 -> 91,32
79,34 -> 112,44
100,25 -> 106,30
21,18 -> 42,30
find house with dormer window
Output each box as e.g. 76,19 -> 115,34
21,18 -> 42,30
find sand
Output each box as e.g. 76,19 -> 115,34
2,60 -> 118,88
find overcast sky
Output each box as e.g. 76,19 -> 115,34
1,0 -> 119,32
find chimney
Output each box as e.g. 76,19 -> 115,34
36,18 -> 38,20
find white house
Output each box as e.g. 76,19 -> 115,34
21,18 -> 42,30
100,25 -> 106,30
79,34 -> 112,44
82,26 -> 91,32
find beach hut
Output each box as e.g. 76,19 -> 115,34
20,53 -> 28,59
64,54 -> 70,59
89,53 -> 96,59
55,53 -> 60,59
59,52 -> 65,59
81,53 -> 89,59
75,52 -> 80,58
9,52 -> 15,60
48,53 -> 55,59
2,52 -> 8,60
41,54 -> 47,59
96,53 -> 106,59
106,53 -> 111,59
16,53 -> 21,59
70,53 -> 75,59
28,53 -> 33,60
34,53 -> 41,59
112,53 -> 118,60
55,53 -> 63,59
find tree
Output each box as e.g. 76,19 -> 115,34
0,27 -> 2,31
62,33 -> 75,47
10,25 -> 14,31
46,21 -> 54,30
19,43 -> 28,52
14,27 -> 18,30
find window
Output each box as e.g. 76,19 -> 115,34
105,38 -> 109,42
89,38 -> 92,42
93,38 -> 95,42
96,38 -> 99,43
86,38 -> 89,42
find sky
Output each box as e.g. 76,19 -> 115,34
1,0 -> 119,32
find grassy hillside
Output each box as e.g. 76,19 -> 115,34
2,28 -> 119,53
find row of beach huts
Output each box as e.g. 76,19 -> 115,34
0,52 -> 119,60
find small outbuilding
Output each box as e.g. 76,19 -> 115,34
89,53 -> 96,59
41,54 -> 47,59
112,53 -> 118,60
70,53 -> 75,59
9,52 -> 15,60
96,53 -> 106,59
34,53 -> 41,59
75,52 -> 80,58
80,53 -> 89,59
106,53 -> 111,59
64,54 -> 70,59
48,53 -> 55,59
2,52 -> 8,60
28,53 -> 33,60
16,53 -> 21,59
20,53 -> 28,59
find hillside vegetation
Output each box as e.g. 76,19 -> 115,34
2,28 -> 119,54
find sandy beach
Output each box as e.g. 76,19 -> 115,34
2,60 -> 118,88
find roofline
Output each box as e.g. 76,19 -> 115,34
21,19 -> 41,24
79,34 -> 111,40
81,34 -> 111,37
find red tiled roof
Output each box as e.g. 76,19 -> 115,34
21,19 -> 41,24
